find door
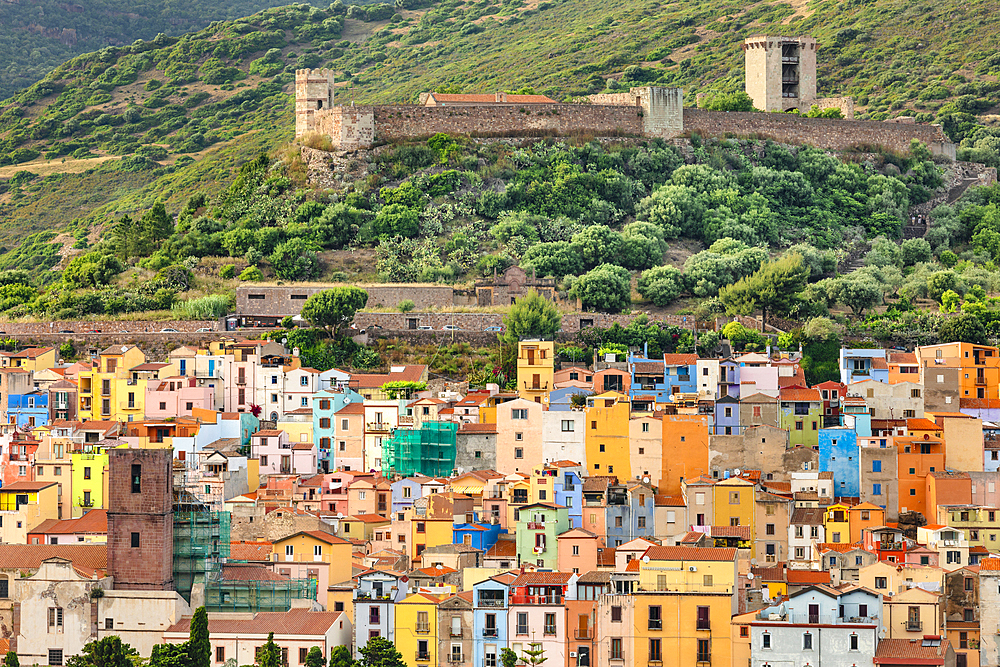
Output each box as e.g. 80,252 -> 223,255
209,359 -> 215,376
578,614 -> 589,639
576,647 -> 589,667
957,654 -> 967,667
808,604 -> 819,624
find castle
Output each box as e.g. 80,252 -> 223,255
294,36 -> 953,157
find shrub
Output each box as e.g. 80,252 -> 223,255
219,264 -> 236,279
239,265 -> 264,281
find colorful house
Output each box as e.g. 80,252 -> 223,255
515,502 -> 569,570
516,340 -> 554,406
779,386 -> 823,448
395,592 -> 442,667
584,392 -> 630,477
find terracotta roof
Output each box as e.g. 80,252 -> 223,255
349,514 -> 390,524
166,608 -> 344,636
679,532 -> 705,544
751,564 -> 785,581
577,570 -> 611,584
791,508 -> 825,524
655,495 -> 685,507
583,476 -> 616,492
253,429 -> 284,437
132,362 -> 169,371
291,442 -> 314,450
274,530 -> 349,545
626,559 -> 641,572
888,352 -> 917,364
979,557 -> 1000,571
711,525 -> 751,540
484,539 -> 517,559
661,353 -> 698,365
511,571 -> 574,587
643,546 -> 736,561
0,544 -> 106,575
818,542 -> 864,553
458,423 -> 496,433
415,566 -> 457,576
1,481 -> 56,492
27,509 -> 107,536
221,564 -> 289,582
229,541 -> 274,561
787,570 -> 831,584
9,347 -> 54,359
597,547 -> 615,567
907,418 -> 941,431
336,403 -> 365,414
779,387 -> 822,401
633,361 -> 665,374
874,638 -> 950,664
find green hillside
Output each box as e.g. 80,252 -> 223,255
2,0 -> 1000,258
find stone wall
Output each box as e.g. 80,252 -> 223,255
0,319 -> 216,334
236,284 -> 456,317
353,310 -> 704,333
813,96 -> 855,120
683,108 -> 950,155
372,103 -> 645,143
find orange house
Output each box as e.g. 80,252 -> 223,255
916,342 -> 1000,401
849,502 -> 886,544
660,414 -> 710,497
896,436 -> 946,519
887,351 -> 920,384
556,527 -> 600,574
926,471 -> 972,514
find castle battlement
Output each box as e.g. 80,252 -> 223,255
295,68 -> 336,136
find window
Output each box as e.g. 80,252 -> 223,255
131,463 -> 141,493
696,606 -> 710,630
796,421 -> 803,431
572,545 -> 580,556
516,612 -> 528,635
544,613 -> 556,635
515,448 -> 523,459
875,576 -> 887,589
216,647 -> 225,663
48,606 -> 63,630
320,418 -> 331,429
417,522 -> 425,533
872,459 -> 881,472
131,532 -> 140,548
766,523 -> 775,535
611,605 -> 622,622
299,649 -> 309,664
761,633 -> 770,650
803,633 -> 813,650
512,409 -> 528,420
648,605 -> 661,630
49,651 -> 63,666
850,634 -> 859,651
638,516 -> 646,528
610,638 -> 623,660
105,618 -> 114,630
561,420 -> 574,432
696,639 -> 710,663
873,483 -> 882,496
703,575 -> 713,587
648,639 -> 661,663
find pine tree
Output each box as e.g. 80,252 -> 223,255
304,648 -> 324,667
520,644 -> 546,667
257,633 -> 282,667
189,606 -> 211,667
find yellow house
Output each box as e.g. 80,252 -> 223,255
78,345 -> 146,421
70,450 -> 109,518
730,610 -> 757,667
411,517 -> 454,562
859,560 -> 944,596
584,392 -> 631,476
33,438 -> 75,520
339,514 -> 391,542
516,340 -> 555,406
633,591 -> 734,667
637,546 -> 738,594
276,417 -> 313,449
270,530 -> 353,606
5,347 -> 58,373
712,477 -> 755,530
824,503 -> 852,544
395,592 -> 442,667
885,586 -> 942,639
0,481 -> 59,543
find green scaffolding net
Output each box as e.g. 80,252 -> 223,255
381,421 -> 458,477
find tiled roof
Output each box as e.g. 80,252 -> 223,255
458,423 -> 496,433
791,508 -> 825,524
577,570 -> 611,584
350,514 -> 390,523
597,547 -> 616,567
229,541 -> 274,561
874,638 -> 950,664
221,564 -> 288,582
818,542 -> 864,553
711,525 -> 751,540
979,557 -> 1000,571
1,481 -> 56,492
871,358 -> 889,370
779,387 -> 822,401
511,571 -> 574,587
625,559 -> 641,572
415,566 -> 457,576
485,539 -> 517,559
643,546 -> 737,561
633,361 -> 665,374
27,509 -> 107,536
662,354 -> 698,365
907,418 -> 941,431
274,530 -> 349,545
888,352 -> 917,364
751,564 -> 785,581
166,608 -> 344,636
0,544 -> 106,575
253,429 -> 284,437
583,476 -> 616,492
655,494 -> 685,507
786,570 -> 831,584
336,403 -> 365,414
291,442 -> 314,450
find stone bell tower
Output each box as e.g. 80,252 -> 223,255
295,68 -> 335,137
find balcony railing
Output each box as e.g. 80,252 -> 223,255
527,522 -> 544,529
398,415 -> 414,426
574,629 -> 591,640
478,598 -> 506,608
450,629 -> 463,638
447,655 -> 464,664
977,377 -> 988,386
367,422 -> 393,433
696,655 -> 710,666
907,622 -> 923,631
511,594 -> 562,605
482,628 -> 498,637
415,653 -> 430,662
119,402 -> 138,410
696,620 -> 711,630
648,619 -> 662,630
522,381 -> 549,391
415,623 -> 430,634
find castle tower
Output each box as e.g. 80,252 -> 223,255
295,68 -> 335,137
743,35 -> 817,112
107,448 -> 174,590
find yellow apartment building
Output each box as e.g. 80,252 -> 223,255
584,392 -> 630,477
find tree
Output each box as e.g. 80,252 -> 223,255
520,242 -> 584,278
502,290 -> 561,344
328,646 -> 355,667
149,641 -> 189,667
938,313 -> 987,345
66,637 -> 138,667
831,274 -> 884,317
500,648 -> 518,667
570,225 -> 625,270
300,287 -> 370,337
900,237 -> 933,266
361,204 -> 420,242
138,201 -> 175,256
357,637 -> 405,667
5,652 -> 19,667
189,606 -> 210,667
719,254 -> 809,323
637,265 -> 686,306
520,643 -> 547,667
571,264 -> 632,313
304,648 -> 325,667
269,238 -> 321,281
257,633 -> 282,667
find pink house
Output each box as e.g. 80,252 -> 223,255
145,376 -> 214,419
557,527 -> 600,574
251,429 -> 313,475
495,398 -> 545,475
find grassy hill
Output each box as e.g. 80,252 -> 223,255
2,0 -> 1000,260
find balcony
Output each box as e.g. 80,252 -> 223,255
977,377 -> 988,386
101,388 -> 111,397
415,653 -> 430,662
80,386 -> 91,396
574,629 -> 591,640
878,541 -> 904,551
907,621 -> 923,632
119,402 -> 138,411
415,623 -> 430,634
527,522 -> 545,530
477,597 -> 506,608
450,629 -> 463,638
696,620 -> 711,631
447,655 -> 464,664
678,375 -> 690,383
511,497 -> 529,505
511,594 -> 562,605
482,628 -> 499,638
696,656 -> 710,666
398,415 -> 414,426
236,375 -> 247,385
522,381 -> 549,391
367,422 -> 393,433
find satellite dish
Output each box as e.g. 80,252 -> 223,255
642,477 -> 650,484
751,558 -> 758,566
642,555 -> 650,563
436,564 -> 443,570
337,512 -> 343,518
747,572 -> 755,580
734,469 -> 741,476
344,397 -> 351,403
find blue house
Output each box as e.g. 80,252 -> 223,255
391,477 -> 424,515
552,467 -> 584,529
819,425 -> 859,499
605,481 -> 655,547
714,395 -> 741,435
719,358 -> 740,399
548,387 -> 591,411
472,575 -> 512,667
839,349 -> 889,384
313,388 -> 363,471
453,521 -> 505,552
8,391 -> 47,429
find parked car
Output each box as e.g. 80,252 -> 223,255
442,325 -> 462,331
195,327 -> 213,332
417,325 -> 434,330
366,324 -> 383,330
483,325 -> 504,332
160,328 -> 179,333
57,329 -> 74,334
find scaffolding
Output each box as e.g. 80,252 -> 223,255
381,422 -> 458,477
206,578 -> 319,613
173,507 -> 232,602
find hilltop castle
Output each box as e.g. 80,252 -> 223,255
293,35 -> 952,157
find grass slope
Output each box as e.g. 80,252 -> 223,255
1,0 -> 999,262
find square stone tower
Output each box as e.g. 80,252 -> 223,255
295,68 -> 335,137
107,448 -> 174,590
744,35 -> 817,112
